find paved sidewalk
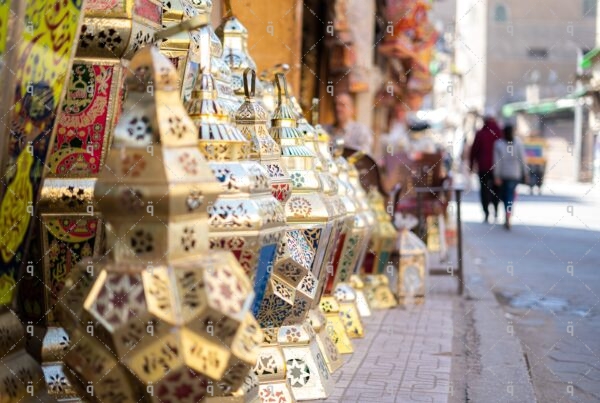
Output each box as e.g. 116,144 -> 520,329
319,296 -> 455,403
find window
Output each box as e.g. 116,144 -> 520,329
528,48 -> 549,59
583,0 -> 597,17
494,4 -> 508,22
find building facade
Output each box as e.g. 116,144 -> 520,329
455,0 -> 596,114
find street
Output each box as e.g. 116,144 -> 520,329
461,178 -> 600,402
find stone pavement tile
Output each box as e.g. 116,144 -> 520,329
315,296 -> 455,403
399,369 -> 451,394
394,390 -> 450,403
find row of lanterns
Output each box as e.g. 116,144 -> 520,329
0,1 -> 428,402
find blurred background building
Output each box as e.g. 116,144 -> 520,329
443,0 -> 598,182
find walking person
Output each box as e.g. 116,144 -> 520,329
469,109 -> 502,223
494,125 -> 529,230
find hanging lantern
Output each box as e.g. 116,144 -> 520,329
396,214 -> 428,301
266,73 -> 334,401
36,1 -> 163,399
56,46 -> 262,401
362,189 -> 398,309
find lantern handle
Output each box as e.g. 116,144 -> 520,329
224,0 -> 233,17
333,138 -> 344,157
311,98 -> 319,126
243,68 -> 256,99
155,14 -> 210,40
347,150 -> 365,164
274,73 -> 289,106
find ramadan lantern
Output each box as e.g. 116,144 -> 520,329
362,189 -> 398,309
200,0 -> 241,119
265,73 -> 334,401
0,0 -> 84,400
56,46 -> 262,401
160,0 -> 202,102
234,69 -> 294,403
396,213 -> 428,301
185,23 -> 285,319
216,1 -> 265,102
296,99 -> 346,372
323,145 -> 370,337
37,1 -> 163,399
314,127 -> 356,353
344,153 -> 380,317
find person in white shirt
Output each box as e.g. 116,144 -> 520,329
326,93 -> 373,155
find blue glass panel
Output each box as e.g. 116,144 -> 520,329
377,251 -> 391,274
251,243 -> 277,315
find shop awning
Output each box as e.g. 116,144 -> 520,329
581,47 -> 600,70
502,87 -> 589,118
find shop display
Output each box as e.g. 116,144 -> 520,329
0,1 -> 448,401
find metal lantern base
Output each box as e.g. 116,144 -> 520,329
41,327 -> 80,401
0,309 -> 49,402
319,296 -> 355,354
279,323 -> 332,401
349,275 -> 373,317
307,309 -> 343,373
254,338 -> 296,403
333,283 -> 366,338
363,274 -> 397,309
205,373 -> 260,403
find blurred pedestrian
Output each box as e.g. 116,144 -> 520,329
469,108 -> 502,223
494,125 -> 528,230
327,93 -> 373,155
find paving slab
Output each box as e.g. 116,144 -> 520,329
315,295 -> 456,403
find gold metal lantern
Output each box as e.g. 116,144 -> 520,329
234,69 -> 295,403
396,214 -> 428,301
343,155 -> 379,317
200,0 -> 241,119
314,127 -> 355,353
265,73 -> 335,401
296,99 -> 346,372
36,1 -> 163,399
216,3 -> 264,101
160,0 -> 202,102
362,189 -> 398,309
319,145 -> 370,337
185,28 -> 285,322
56,46 -> 262,402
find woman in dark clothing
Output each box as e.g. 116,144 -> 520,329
469,115 -> 502,223
494,126 -> 529,230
